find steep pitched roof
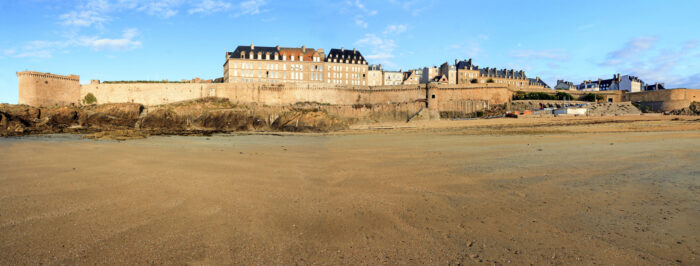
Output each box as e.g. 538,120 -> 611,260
325,48 -> 367,64
227,45 -> 320,61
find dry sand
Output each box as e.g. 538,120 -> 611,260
1,115 -> 699,264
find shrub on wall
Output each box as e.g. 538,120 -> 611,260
579,93 -> 604,102
486,78 -> 495,83
83,93 -> 97,105
470,79 -> 478,83
554,91 -> 574,100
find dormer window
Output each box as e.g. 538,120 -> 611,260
283,54 -> 287,61
291,55 -> 295,61
266,53 -> 270,60
299,56 -> 303,62
274,53 -> 279,60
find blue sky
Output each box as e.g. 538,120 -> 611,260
1,0 -> 699,103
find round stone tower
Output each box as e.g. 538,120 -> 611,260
17,71 -> 80,106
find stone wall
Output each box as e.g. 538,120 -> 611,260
623,89 -> 700,111
17,71 -> 80,106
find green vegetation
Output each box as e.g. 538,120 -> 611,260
579,93 -> 605,102
83,93 -> 97,105
470,78 -> 478,83
486,78 -> 495,83
513,91 -> 555,100
632,102 -> 650,113
554,91 -> 574,100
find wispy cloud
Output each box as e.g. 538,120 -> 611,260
510,49 -> 571,61
355,15 -> 368,28
601,36 -> 658,66
189,0 -> 232,14
236,0 -> 266,16
78,28 -> 142,51
603,38 -> 700,88
347,0 -> 377,28
383,24 -> 407,35
60,10 -> 108,27
355,34 -> 398,67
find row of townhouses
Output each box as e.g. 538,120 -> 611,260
223,44 -> 550,89
555,74 -> 666,92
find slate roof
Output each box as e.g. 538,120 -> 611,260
227,45 -> 319,61
325,48 -> 367,64
529,78 -> 550,88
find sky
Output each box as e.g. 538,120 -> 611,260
1,0 -> 699,103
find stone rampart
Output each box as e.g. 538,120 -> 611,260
623,89 -> 700,111
17,71 -> 80,106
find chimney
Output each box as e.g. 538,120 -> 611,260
276,45 -> 280,51
302,45 -> 306,53
341,46 -> 345,52
454,59 -> 458,65
353,48 -> 356,54
250,43 -> 254,50
617,73 -> 621,82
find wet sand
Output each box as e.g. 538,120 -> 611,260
1,117 -> 699,264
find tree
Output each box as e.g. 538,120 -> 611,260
83,93 -> 97,105
470,78 -> 478,83
486,78 -> 494,83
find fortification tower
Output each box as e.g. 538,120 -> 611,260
17,71 -> 80,106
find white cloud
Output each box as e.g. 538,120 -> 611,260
79,28 -> 142,51
510,49 -> 571,61
188,0 -> 232,14
347,0 -> 376,28
383,24 -> 407,35
355,15 -> 368,28
136,0 -> 183,18
355,34 -> 398,67
236,0 -> 266,16
601,38 -> 700,88
60,10 -> 108,27
601,36 -> 658,66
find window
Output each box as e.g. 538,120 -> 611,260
291,55 -> 295,61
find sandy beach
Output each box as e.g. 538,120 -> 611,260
1,116 -> 698,264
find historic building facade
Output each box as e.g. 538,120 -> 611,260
224,44 -> 369,85
453,59 -> 549,89
324,48 -> 368,86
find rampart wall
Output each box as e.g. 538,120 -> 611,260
623,89 -> 700,111
17,71 -> 80,107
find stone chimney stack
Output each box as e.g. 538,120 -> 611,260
302,45 -> 306,53
341,46 -> 345,52
276,45 -> 280,51
617,73 -> 621,82
250,43 -> 254,50
353,48 -> 356,54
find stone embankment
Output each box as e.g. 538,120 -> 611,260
0,98 -> 348,139
666,101 -> 700,115
510,100 -> 643,116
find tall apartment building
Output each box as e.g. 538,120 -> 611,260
439,62 -> 456,84
223,44 -> 326,84
420,66 -> 440,83
223,44 -> 367,86
383,70 -> 404,85
454,59 -> 549,89
577,74 -> 644,92
368,64 -> 383,86
324,47 -> 368,86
